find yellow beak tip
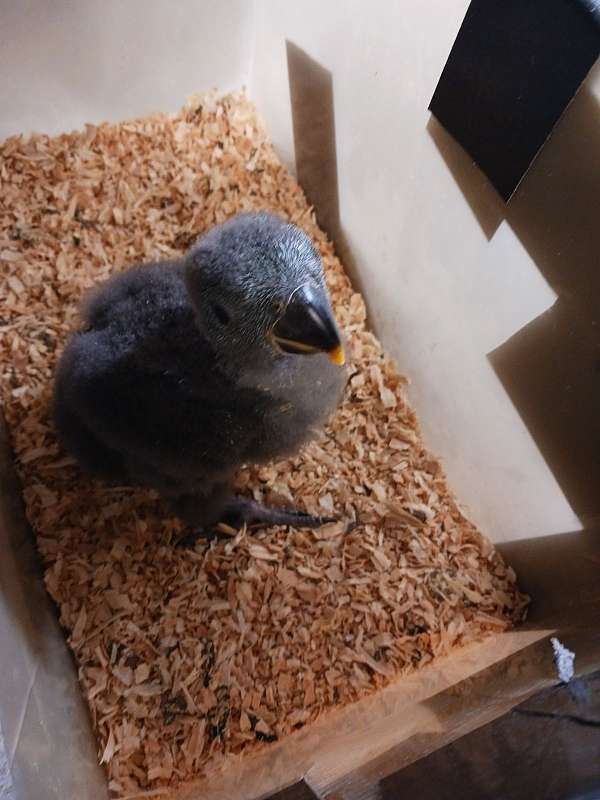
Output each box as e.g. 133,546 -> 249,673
328,345 -> 346,366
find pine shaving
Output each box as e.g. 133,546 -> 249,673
0,91 -> 529,798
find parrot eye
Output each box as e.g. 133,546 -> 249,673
212,304 -> 231,325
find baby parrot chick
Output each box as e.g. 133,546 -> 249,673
53,213 -> 346,538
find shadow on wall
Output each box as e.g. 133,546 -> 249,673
285,41 -> 373,325
426,116 -> 505,241
429,84 -> 600,528
287,38 -> 600,528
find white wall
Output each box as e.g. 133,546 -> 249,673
250,0 -> 584,542
0,0 -> 253,138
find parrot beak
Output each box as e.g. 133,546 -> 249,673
272,285 -> 345,365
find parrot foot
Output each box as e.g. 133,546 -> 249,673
222,496 -> 335,530
175,496 -> 336,547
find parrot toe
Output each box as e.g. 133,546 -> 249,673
222,496 -> 336,530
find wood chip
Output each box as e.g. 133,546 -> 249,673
0,90 -> 529,799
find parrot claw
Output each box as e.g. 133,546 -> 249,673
222,496 -> 336,530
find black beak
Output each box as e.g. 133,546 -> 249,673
272,285 -> 345,365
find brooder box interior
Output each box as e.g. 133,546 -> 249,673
1,3 -> 600,800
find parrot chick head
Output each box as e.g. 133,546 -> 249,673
185,212 -> 345,371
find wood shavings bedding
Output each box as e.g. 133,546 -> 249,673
0,92 -> 528,799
